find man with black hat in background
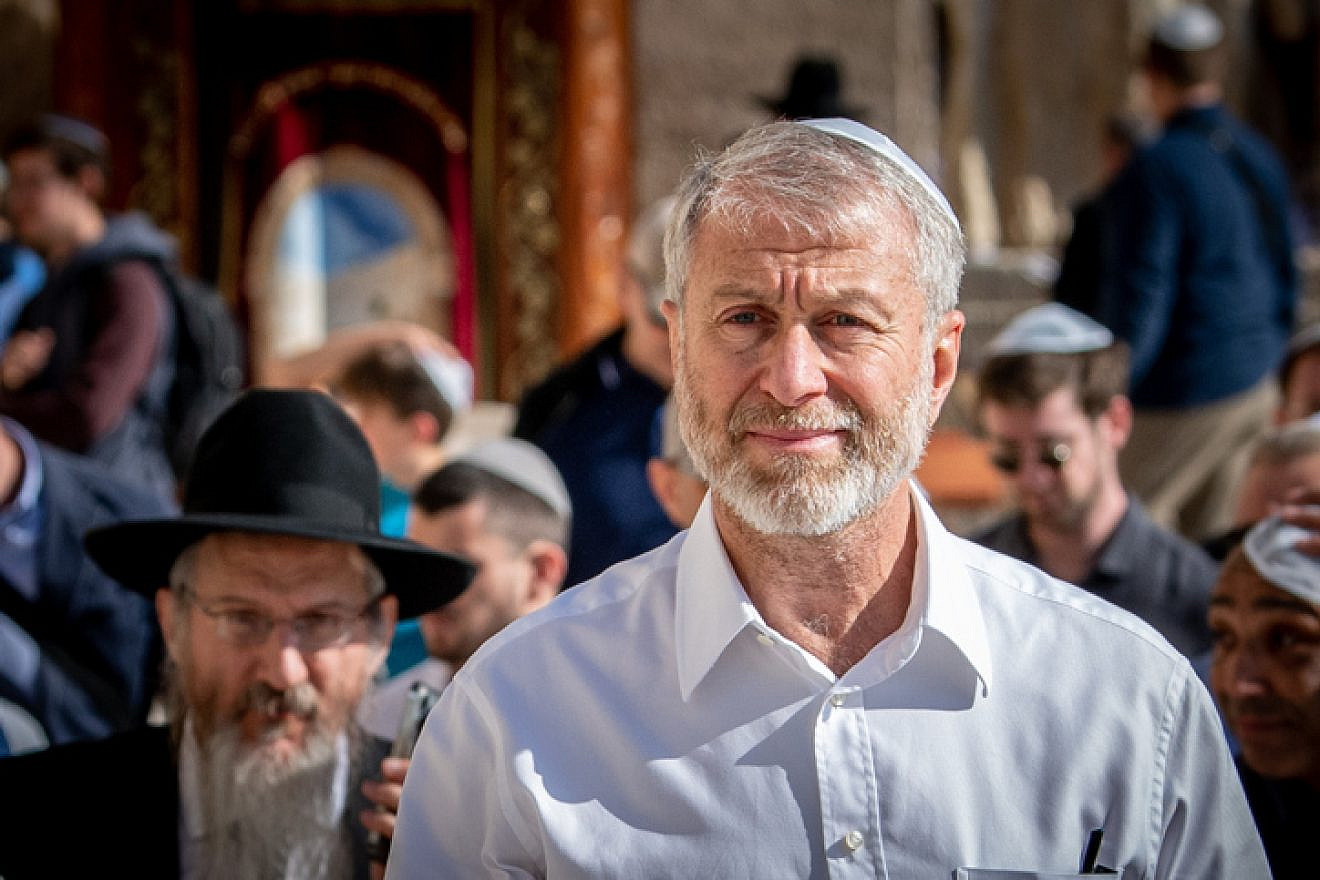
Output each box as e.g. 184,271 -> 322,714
1099,4 -> 1298,541
0,389 -> 474,879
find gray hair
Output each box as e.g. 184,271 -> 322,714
663,121 -> 965,333
1251,420 -> 1320,467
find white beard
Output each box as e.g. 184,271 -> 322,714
677,342 -> 933,537
193,720 -> 356,880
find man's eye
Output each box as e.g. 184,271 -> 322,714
1209,627 -> 1235,653
224,610 -> 265,634
825,313 -> 866,328
727,311 -> 759,325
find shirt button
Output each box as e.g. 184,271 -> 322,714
843,829 -> 864,851
829,693 -> 846,708
756,632 -> 773,646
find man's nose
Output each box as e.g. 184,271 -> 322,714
257,627 -> 311,691
758,323 -> 828,406
1224,647 -> 1270,698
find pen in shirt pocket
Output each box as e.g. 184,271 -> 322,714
1079,828 -> 1117,874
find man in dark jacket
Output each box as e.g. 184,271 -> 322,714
0,390 -> 474,879
514,198 -> 677,585
0,416 -> 174,745
1099,5 -> 1298,540
0,115 -> 176,500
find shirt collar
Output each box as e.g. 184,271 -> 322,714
674,483 -> 994,701
1090,495 -> 1141,581
0,416 -> 43,524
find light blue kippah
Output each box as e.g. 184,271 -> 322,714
1152,4 -> 1223,52
453,437 -> 572,518
1243,516 -> 1320,605
417,349 -> 473,413
799,118 -> 959,231
986,303 -> 1115,357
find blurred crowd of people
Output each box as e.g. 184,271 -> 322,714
0,4 -> 1317,878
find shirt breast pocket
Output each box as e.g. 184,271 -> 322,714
955,871 -> 1109,880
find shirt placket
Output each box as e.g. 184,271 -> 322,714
815,685 -> 885,878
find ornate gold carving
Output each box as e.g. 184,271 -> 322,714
498,3 -> 561,401
127,35 -> 181,241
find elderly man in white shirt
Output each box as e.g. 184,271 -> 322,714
388,119 -> 1267,877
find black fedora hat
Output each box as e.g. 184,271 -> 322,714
84,389 -> 475,619
757,55 -> 866,121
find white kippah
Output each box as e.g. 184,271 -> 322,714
1152,4 -> 1223,52
453,437 -> 571,518
799,118 -> 959,231
417,349 -> 474,413
1243,516 -> 1320,605
985,302 -> 1115,357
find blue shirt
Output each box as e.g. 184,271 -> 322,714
1101,104 -> 1297,408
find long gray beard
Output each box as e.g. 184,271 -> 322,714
195,722 -> 359,880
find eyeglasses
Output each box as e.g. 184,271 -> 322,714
989,440 -> 1073,475
190,596 -> 381,653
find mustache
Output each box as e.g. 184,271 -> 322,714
1227,696 -> 1299,722
728,399 -> 862,435
237,681 -> 320,723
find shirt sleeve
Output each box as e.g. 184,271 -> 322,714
0,260 -> 167,451
387,674 -> 544,878
1152,665 -> 1271,877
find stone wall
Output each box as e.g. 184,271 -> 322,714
630,0 -> 939,210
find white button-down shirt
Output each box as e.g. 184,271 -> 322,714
389,487 -> 1267,878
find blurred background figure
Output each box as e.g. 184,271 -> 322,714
1208,517 -> 1320,878
1235,419 -> 1320,528
756,54 -> 866,122
1099,4 -> 1298,541
514,197 -> 676,587
359,437 -> 569,740
975,304 -> 1215,657
645,394 -> 706,530
0,160 -> 44,343
0,414 -> 174,748
0,115 -> 178,500
331,340 -> 470,539
1203,417 -> 1320,560
1052,113 -> 1152,320
1277,323 -> 1320,425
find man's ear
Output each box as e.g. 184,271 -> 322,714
1101,394 -> 1134,449
646,458 -> 684,530
156,588 -> 180,663
928,310 -> 964,425
522,540 -> 567,612
408,410 -> 441,445
74,165 -> 106,203
661,299 -> 680,378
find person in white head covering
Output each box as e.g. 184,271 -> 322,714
358,437 -> 571,741
1209,516 -> 1320,876
975,303 -> 1217,657
389,118 -> 1267,878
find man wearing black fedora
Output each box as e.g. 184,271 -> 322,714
0,389 -> 474,879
